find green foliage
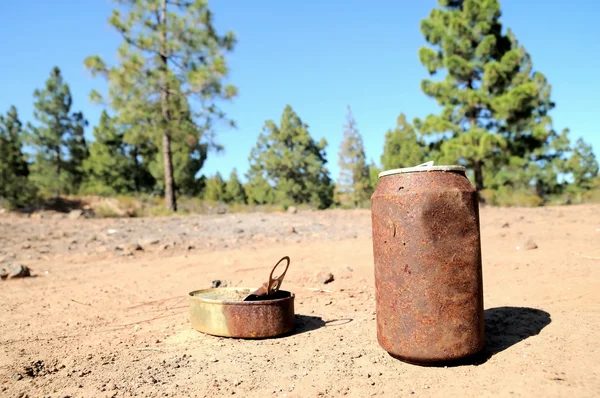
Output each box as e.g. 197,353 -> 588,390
479,188 -> 544,207
381,114 -> 427,170
337,106 -> 371,207
84,0 -> 237,211
204,172 -> 226,202
27,67 -> 89,197
368,161 -> 382,192
66,112 -> 90,190
245,176 -> 274,205
566,138 -> 599,189
0,106 -> 37,208
247,105 -> 334,209
415,0 -> 560,194
225,168 -> 247,204
82,111 -> 138,195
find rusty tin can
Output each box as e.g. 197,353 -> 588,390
188,287 -> 295,338
189,256 -> 295,338
371,162 -> 484,363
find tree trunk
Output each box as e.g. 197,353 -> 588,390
160,0 -> 177,211
472,160 -> 485,202
162,133 -> 176,210
131,146 -> 140,194
56,147 -> 61,198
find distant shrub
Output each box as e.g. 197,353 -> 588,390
479,188 -> 544,207
93,203 -> 122,218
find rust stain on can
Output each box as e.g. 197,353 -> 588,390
371,166 -> 484,364
225,291 -> 295,338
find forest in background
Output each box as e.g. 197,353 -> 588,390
1,0 -> 598,215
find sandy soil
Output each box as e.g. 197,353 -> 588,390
1,205 -> 599,397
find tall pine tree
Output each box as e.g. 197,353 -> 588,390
204,172 -> 226,202
337,105 -> 370,207
225,168 -> 247,204
414,0 -> 559,195
0,106 -> 35,208
85,0 -> 237,211
381,113 -> 426,170
247,105 -> 334,209
82,111 -> 138,195
27,67 -> 88,196
66,111 -> 90,190
566,138 -> 599,189
368,160 -> 382,191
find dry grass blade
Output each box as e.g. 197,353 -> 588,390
574,251 -> 600,260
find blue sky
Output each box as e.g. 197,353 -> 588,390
2,0 -> 599,181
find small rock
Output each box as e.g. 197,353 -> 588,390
345,265 -> 353,272
287,206 -> 298,214
211,280 -> 228,288
1,264 -> 31,279
117,243 -> 143,252
68,210 -> 84,220
234,228 -> 244,234
161,242 -> 175,250
107,229 -> 118,235
52,213 -> 66,220
524,239 -> 538,250
216,207 -> 227,215
501,222 -> 510,228
21,243 -> 31,249
287,226 -> 297,234
316,271 -> 334,284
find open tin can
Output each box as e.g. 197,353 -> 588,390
189,256 -> 295,338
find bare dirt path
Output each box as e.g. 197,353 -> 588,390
1,205 -> 599,397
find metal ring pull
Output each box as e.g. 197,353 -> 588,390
266,256 -> 290,296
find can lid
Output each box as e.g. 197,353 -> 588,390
378,161 -> 466,178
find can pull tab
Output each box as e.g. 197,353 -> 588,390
415,161 -> 434,167
243,256 -> 291,301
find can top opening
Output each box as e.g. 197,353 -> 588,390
378,161 -> 466,178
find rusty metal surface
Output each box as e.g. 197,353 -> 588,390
189,287 -> 295,338
371,169 -> 484,363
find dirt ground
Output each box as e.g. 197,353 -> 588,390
1,205 -> 599,397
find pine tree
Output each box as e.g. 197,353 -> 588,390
567,138 -> 599,189
225,168 -> 247,204
204,172 -> 226,202
337,106 -> 371,207
27,66 -> 88,196
66,111 -> 90,190
247,105 -> 334,209
368,161 -> 382,191
414,0 -> 559,194
245,176 -> 274,205
0,106 -> 36,208
82,111 -> 137,195
381,113 -> 426,170
85,0 -> 237,211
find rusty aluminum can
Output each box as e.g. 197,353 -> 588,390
371,162 -> 484,363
